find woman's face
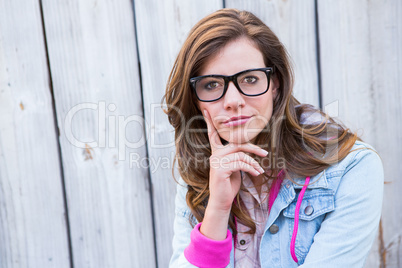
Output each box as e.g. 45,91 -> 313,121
197,37 -> 278,144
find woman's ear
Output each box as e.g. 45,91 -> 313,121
271,76 -> 280,98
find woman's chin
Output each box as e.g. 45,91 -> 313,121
219,133 -> 258,145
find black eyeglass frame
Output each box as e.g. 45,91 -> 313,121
190,67 -> 274,102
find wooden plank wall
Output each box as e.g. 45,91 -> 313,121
40,0 -> 155,267
318,1 -> 402,267
0,0 -> 400,267
0,0 -> 70,266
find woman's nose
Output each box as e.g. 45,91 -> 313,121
223,82 -> 245,110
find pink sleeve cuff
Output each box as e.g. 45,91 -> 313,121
184,222 -> 232,268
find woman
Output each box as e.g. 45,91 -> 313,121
164,9 -> 383,267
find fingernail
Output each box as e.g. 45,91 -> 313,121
261,149 -> 268,156
259,167 -> 265,174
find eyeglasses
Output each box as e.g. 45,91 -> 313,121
190,67 -> 274,102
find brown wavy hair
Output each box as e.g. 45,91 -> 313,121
163,8 -> 360,236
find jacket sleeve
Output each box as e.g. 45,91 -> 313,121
169,178 -> 233,268
169,180 -> 198,267
300,147 -> 384,267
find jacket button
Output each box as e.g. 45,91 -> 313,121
269,224 -> 279,234
240,239 -> 246,245
304,205 -> 314,216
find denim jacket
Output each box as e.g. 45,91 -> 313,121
170,140 -> 384,267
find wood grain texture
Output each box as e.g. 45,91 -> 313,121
40,0 -> 155,267
318,0 -> 402,267
134,0 -> 222,266
226,0 -> 319,107
0,0 -> 70,266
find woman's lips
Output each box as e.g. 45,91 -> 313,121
223,116 -> 252,127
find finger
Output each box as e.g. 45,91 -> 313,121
237,143 -> 269,157
203,109 -> 222,151
221,152 -> 265,174
214,142 -> 269,158
227,161 -> 262,177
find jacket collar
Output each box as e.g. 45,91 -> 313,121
264,169 -> 329,232
288,170 -> 329,189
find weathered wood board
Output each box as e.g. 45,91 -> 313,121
40,0 -> 155,266
318,1 -> 402,267
0,0 -> 70,266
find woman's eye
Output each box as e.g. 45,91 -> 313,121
205,81 -> 220,89
243,76 -> 258,83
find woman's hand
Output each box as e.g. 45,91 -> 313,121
203,109 -> 268,213
199,109 -> 268,240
